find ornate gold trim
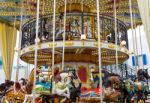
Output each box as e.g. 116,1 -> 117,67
22,49 -> 25,52
94,42 -> 102,47
38,43 -> 42,49
29,46 -> 34,50
65,42 -> 74,46
108,44 -> 115,48
48,43 -> 57,47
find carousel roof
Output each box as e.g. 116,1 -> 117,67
0,0 -> 141,28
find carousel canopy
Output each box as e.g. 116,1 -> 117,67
0,0 -> 142,29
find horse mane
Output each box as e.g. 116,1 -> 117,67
19,78 -> 27,85
137,69 -> 149,80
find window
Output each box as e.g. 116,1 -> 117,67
132,54 -> 147,66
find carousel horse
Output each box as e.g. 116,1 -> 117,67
121,79 -> 135,103
19,78 -> 27,86
5,69 -> 34,102
0,80 -> 14,102
52,69 -> 81,102
4,82 -> 27,102
133,69 -> 149,102
23,68 -> 72,103
137,69 -> 149,82
52,74 -> 70,103
0,80 -> 14,95
121,69 -> 149,103
134,81 -> 148,103
64,70 -> 82,102
39,69 -> 74,103
38,69 -> 81,103
104,75 -> 122,102
23,68 -> 52,103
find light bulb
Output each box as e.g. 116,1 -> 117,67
35,37 -> 40,43
121,40 -> 126,46
81,34 -> 86,40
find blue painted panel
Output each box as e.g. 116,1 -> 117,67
132,56 -> 135,66
143,54 -> 147,65
132,54 -> 147,66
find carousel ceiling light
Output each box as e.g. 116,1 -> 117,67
81,34 -> 86,40
35,37 -> 40,43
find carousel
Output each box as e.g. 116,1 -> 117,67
0,0 -> 149,103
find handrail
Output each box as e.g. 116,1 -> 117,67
21,12 -> 128,49
22,12 -> 127,29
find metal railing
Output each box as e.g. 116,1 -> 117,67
21,12 -> 128,49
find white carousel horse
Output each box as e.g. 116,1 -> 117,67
51,73 -> 70,103
52,71 -> 74,98
52,81 -> 70,98
23,94 -> 40,103
61,70 -> 82,102
52,70 -> 81,102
